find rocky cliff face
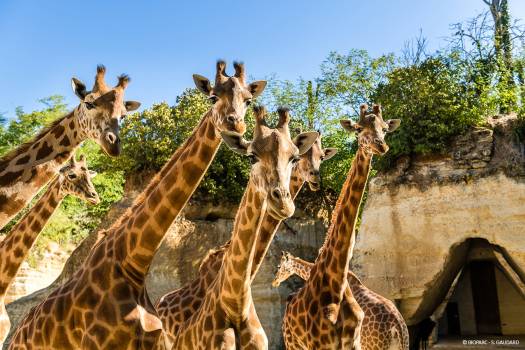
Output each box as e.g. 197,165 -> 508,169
351,114 -> 525,327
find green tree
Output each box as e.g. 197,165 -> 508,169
373,55 -> 486,169
0,96 -> 67,156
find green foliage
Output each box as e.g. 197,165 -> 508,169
319,50 -> 396,116
373,54 -> 486,169
0,96 -> 67,155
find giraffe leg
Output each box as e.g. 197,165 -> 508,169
220,328 -> 236,350
237,302 -> 268,350
341,288 -> 364,350
323,303 -> 340,324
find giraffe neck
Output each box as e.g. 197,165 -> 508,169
0,112 -> 82,229
250,168 -> 305,281
0,112 -> 83,179
284,256 -> 364,291
0,177 -> 64,297
311,147 -> 372,297
289,256 -> 313,281
117,112 -> 222,286
219,178 -> 268,322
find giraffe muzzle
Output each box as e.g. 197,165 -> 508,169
101,131 -> 122,157
225,116 -> 247,135
268,188 -> 295,220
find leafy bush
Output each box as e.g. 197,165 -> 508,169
373,54 -> 487,169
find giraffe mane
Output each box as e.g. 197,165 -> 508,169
316,156 -> 360,258
0,111 -> 74,165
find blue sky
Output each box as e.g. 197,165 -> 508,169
1,0 -> 524,119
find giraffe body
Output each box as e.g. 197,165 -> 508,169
8,62 -> 266,350
156,133 -> 337,343
171,107 -> 318,349
282,104 -> 401,350
0,66 -> 140,230
273,252 -> 409,350
0,156 -> 99,345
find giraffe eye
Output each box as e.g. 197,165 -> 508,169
67,173 -> 77,180
245,99 -> 252,106
209,95 -> 219,104
248,154 -> 258,164
85,102 -> 96,110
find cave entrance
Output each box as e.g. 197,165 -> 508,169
470,260 -> 501,335
436,239 -> 525,340
410,239 -> 525,349
438,260 -> 504,337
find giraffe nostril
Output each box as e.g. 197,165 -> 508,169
106,133 -> 116,144
227,115 -> 236,124
271,188 -> 282,201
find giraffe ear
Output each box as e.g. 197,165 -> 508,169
71,78 -> 89,100
248,81 -> 267,98
221,131 -> 250,155
386,119 -> 401,132
340,119 -> 361,133
322,148 -> 338,161
294,132 -> 319,156
193,74 -> 213,96
125,101 -> 141,112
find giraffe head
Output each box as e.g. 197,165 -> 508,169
295,132 -> 338,191
58,155 -> 100,205
71,65 -> 141,157
272,251 -> 296,287
340,104 -> 400,155
221,106 -> 318,220
193,61 -> 267,134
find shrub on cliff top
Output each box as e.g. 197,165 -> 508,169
373,54 -> 487,170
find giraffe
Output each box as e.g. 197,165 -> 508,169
8,61 -> 267,350
171,106 -> 319,349
0,65 -> 140,230
156,121 -> 338,344
273,251 -> 409,350
0,155 -> 100,345
281,104 -> 401,350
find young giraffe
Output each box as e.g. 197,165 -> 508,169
171,107 -> 318,349
0,66 -> 139,230
156,121 -> 338,344
8,61 -> 266,350
273,252 -> 409,350
282,104 -> 401,350
0,155 -> 99,345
